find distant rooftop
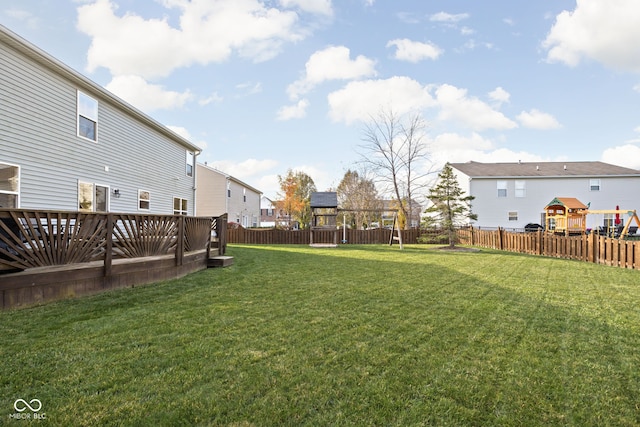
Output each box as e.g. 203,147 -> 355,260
450,161 -> 640,178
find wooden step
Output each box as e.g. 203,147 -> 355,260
207,256 -> 234,268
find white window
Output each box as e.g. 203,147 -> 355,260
138,190 -> 150,211
173,197 -> 188,215
0,163 -> 20,208
77,91 -> 98,141
508,211 -> 518,221
590,179 -> 601,191
186,152 -> 194,177
497,181 -> 507,198
515,181 -> 526,198
78,182 -> 109,212
227,182 -> 231,198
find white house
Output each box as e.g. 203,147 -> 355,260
0,24 -> 200,215
196,163 -> 261,227
449,161 -> 640,230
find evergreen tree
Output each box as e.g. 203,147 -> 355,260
424,163 -> 477,247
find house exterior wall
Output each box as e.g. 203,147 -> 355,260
0,26 -> 198,214
196,163 -> 261,226
465,175 -> 640,229
196,164 -> 228,216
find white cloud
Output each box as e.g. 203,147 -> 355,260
488,87 -> 510,105
235,82 -> 263,97
198,92 -> 223,106
601,144 -> 640,170
279,0 -> 333,16
277,99 -> 310,120
287,46 -> 377,100
167,125 -> 207,150
429,12 -> 469,23
386,38 -> 443,63
516,109 -> 561,130
432,132 -> 494,152
6,8 -> 40,29
166,125 -> 192,140
210,158 -> 280,180
77,0 -> 308,79
460,26 -> 475,36
105,75 -> 192,112
435,84 -> 517,131
543,0 -> 640,72
429,133 -> 547,169
327,76 -> 435,124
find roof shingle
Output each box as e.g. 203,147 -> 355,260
450,161 -> 640,178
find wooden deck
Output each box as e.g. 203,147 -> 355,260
0,209 -> 229,309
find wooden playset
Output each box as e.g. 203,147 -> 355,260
544,197 -> 640,237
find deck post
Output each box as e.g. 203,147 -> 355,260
104,214 -> 113,277
176,215 -> 184,266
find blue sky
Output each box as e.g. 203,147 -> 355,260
3,0 -> 640,198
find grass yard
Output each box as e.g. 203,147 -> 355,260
2,244 -> 640,426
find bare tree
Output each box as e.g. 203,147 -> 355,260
336,169 -> 381,229
358,108 -> 432,229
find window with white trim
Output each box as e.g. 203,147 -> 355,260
138,190 -> 150,210
227,182 -> 231,198
589,179 -> 601,191
78,181 -> 109,212
0,163 -> 19,208
173,197 -> 188,215
186,152 -> 194,177
508,211 -> 518,221
497,181 -> 507,198
515,180 -> 526,198
77,91 -> 98,141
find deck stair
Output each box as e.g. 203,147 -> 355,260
207,255 -> 234,268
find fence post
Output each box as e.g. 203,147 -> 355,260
498,227 -> 504,250
536,229 -> 542,255
104,214 -> 113,277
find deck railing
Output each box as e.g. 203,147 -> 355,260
0,209 -> 227,274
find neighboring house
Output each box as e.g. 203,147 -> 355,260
381,199 -> 422,229
260,196 -> 277,227
0,25 -> 200,215
260,196 -> 294,229
449,161 -> 640,229
196,163 -> 261,227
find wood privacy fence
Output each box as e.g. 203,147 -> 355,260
0,209 -> 228,309
228,227 -> 422,245
458,227 -> 640,270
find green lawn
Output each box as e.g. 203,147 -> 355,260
2,244 -> 640,426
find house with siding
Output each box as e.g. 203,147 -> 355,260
0,24 -> 200,215
196,163 -> 261,227
449,161 -> 640,230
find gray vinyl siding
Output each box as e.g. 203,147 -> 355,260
468,176 -> 640,229
0,30 -> 196,214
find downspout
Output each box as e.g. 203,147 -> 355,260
193,150 -> 200,216
225,176 -> 230,217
